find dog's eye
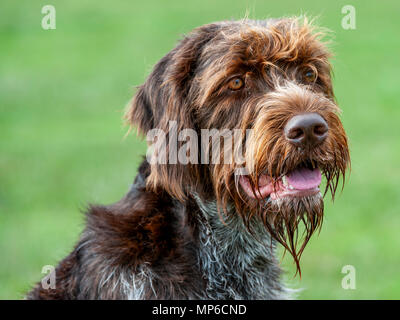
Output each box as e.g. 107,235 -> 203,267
228,77 -> 244,90
304,69 -> 317,83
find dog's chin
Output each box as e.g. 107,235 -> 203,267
238,165 -> 324,271
265,191 -> 324,217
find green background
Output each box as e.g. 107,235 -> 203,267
1,0 -> 399,299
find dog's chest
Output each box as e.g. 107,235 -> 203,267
194,197 -> 289,300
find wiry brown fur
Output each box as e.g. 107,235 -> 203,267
28,17 -> 349,299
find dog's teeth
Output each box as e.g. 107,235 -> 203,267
282,175 -> 295,190
282,175 -> 288,187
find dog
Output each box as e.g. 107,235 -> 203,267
27,17 -> 350,300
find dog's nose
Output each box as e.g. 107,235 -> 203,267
284,113 -> 328,148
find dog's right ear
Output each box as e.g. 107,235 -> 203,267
126,84 -> 153,136
125,53 -> 172,136
126,24 -> 221,200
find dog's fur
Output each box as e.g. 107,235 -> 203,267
27,17 -> 349,300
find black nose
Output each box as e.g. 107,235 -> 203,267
284,113 -> 328,148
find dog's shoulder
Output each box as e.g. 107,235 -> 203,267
84,161 -> 186,269
28,161 -> 203,299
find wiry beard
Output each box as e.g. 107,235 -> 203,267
213,155 -> 345,275
260,194 -> 324,275
213,138 -> 347,275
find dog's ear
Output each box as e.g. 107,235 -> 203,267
126,24 -> 220,199
125,53 -> 171,136
126,84 -> 153,136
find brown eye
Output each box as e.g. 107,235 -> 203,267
228,77 -> 244,90
304,69 -> 317,83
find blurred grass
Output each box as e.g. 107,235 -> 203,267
1,0 -> 399,299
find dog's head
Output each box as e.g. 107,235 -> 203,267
126,17 -> 350,272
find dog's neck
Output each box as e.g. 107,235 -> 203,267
192,194 -> 292,299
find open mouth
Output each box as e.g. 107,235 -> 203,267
239,161 -> 322,200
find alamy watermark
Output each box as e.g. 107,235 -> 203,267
341,265 -> 356,290
41,5 -> 56,30
41,265 -> 56,290
341,5 -> 356,30
146,121 -> 253,169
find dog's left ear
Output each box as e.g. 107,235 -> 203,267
126,24 -> 220,200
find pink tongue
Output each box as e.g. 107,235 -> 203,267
286,167 -> 321,190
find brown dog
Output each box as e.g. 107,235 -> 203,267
28,17 -> 349,299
